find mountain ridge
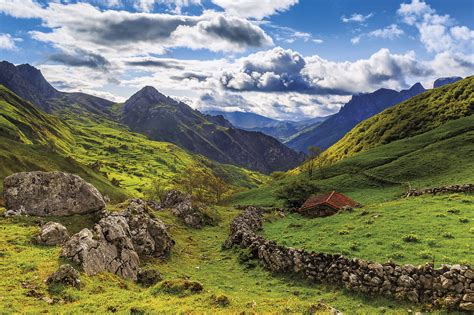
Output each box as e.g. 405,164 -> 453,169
121,86 -> 305,174
286,82 -> 426,153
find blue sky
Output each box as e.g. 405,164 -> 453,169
0,0 -> 473,120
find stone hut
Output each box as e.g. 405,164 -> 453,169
299,191 -> 359,217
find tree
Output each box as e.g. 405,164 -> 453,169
276,179 -> 320,208
174,165 -> 230,204
303,146 -> 322,178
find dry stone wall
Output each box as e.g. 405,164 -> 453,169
405,184 -> 474,197
224,207 -> 474,312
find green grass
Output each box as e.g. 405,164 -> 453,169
263,194 -> 474,266
0,205 -> 422,313
322,76 -> 473,164
227,115 -> 474,207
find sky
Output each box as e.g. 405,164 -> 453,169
0,0 -> 473,120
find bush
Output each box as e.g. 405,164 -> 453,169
402,234 -> 421,243
152,279 -> 203,297
144,179 -> 168,202
459,217 -> 469,223
270,171 -> 285,181
276,179 -> 320,208
419,250 -> 433,259
442,232 -> 454,239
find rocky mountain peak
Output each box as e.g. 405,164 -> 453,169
124,85 -> 173,110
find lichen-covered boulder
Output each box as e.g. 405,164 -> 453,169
160,190 -> 211,229
36,222 -> 70,246
61,199 -> 174,281
46,264 -> 80,288
3,171 -> 106,216
122,199 -> 174,257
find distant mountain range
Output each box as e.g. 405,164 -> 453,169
0,61 -> 305,174
286,82 -> 427,153
204,110 -> 329,141
121,87 -> 304,173
433,76 -> 462,88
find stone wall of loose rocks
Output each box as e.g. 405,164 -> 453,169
405,184 -> 474,197
224,207 -> 474,312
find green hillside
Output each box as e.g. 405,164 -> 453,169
228,114 -> 474,207
0,86 -> 267,200
321,76 -> 473,164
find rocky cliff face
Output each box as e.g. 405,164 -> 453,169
287,83 -> 426,153
121,86 -> 304,173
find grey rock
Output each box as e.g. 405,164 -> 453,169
46,264 -> 80,288
459,302 -> 474,311
463,293 -> 474,302
4,171 -> 105,216
36,222 -> 70,246
61,199 -> 173,281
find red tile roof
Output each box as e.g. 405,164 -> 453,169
300,191 -> 359,211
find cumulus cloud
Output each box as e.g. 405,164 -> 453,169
397,0 -> 474,53
219,47 -> 430,95
0,33 -> 17,50
0,1 -> 273,57
266,24 -> 323,44
351,24 -> 404,44
132,0 -> 202,13
341,13 -> 373,23
211,0 -> 298,20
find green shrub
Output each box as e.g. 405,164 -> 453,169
419,250 -> 433,259
275,179 -> 320,208
402,234 -> 421,243
459,217 -> 469,223
442,232 -> 454,239
151,279 -> 203,297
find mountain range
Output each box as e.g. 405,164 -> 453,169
286,82 -> 427,153
120,87 -> 304,173
0,61 -> 303,174
204,110 -> 329,141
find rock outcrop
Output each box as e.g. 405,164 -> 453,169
36,222 -> 70,246
224,207 -> 474,312
3,171 -> 106,216
160,190 -> 212,228
61,199 -> 173,281
46,264 -> 80,288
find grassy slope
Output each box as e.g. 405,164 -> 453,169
0,85 -> 126,201
227,115 -> 474,207
321,76 -> 473,164
0,86 -> 267,198
264,194 -> 474,267
0,206 -> 417,313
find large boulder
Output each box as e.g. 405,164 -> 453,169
36,222 -> 70,246
3,171 -> 106,216
61,199 -> 173,281
61,216 -> 141,280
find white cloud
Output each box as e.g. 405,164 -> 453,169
0,33 -> 17,50
0,1 -> 273,58
341,12 -> 373,23
132,0 -> 202,13
352,24 -> 404,44
211,0 -> 298,20
397,0 -> 474,54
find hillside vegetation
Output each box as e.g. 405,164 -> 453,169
321,76 -> 473,163
0,86 -> 267,200
228,114 -> 474,207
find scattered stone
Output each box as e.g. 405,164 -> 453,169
46,264 -> 80,288
4,171 -> 106,216
460,302 -> 474,311
137,269 -> 162,287
61,199 -> 173,281
36,222 -> 70,246
160,190 -> 212,228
